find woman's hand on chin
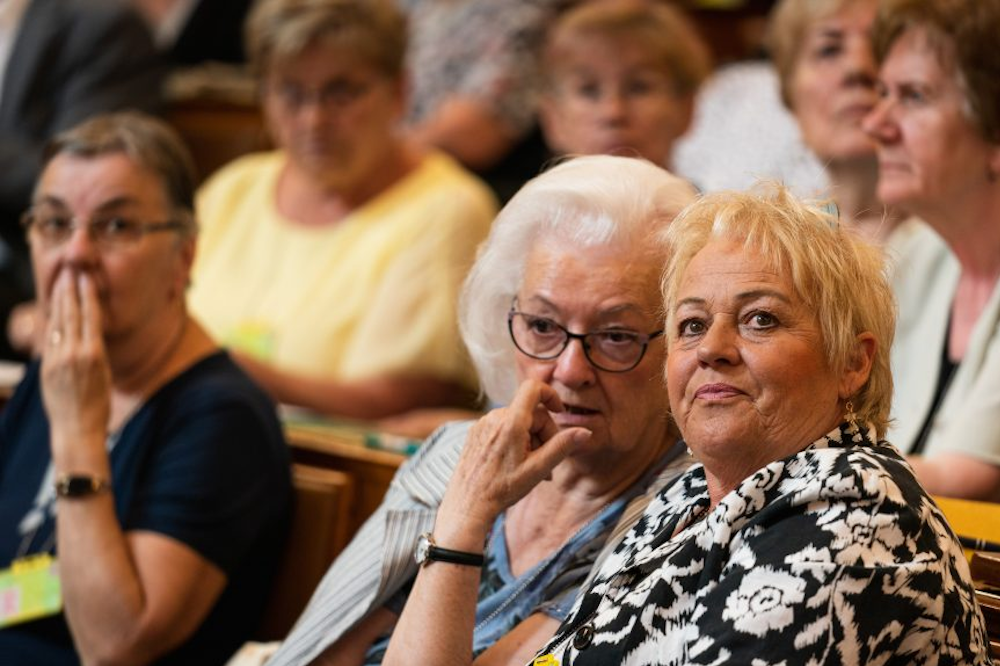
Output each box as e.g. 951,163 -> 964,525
436,380 -> 592,544
41,270 -> 111,446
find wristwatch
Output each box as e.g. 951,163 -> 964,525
54,474 -> 110,498
414,532 -> 484,568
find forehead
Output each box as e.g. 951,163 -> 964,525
554,35 -> 670,78
882,27 -> 955,82
269,42 -> 385,82
677,239 -> 795,302
520,241 -> 662,316
807,0 -> 875,30
36,152 -> 170,213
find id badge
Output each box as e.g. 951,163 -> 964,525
0,553 -> 62,628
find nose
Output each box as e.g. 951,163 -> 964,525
61,224 -> 100,268
862,95 -> 899,144
298,98 -> 326,129
552,337 -> 597,389
597,90 -> 628,124
695,319 -> 740,367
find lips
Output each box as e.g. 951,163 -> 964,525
878,160 -> 911,175
553,402 -> 602,428
693,383 -> 746,400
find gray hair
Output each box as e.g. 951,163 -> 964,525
42,111 -> 197,235
460,155 -> 697,404
661,184 -> 895,438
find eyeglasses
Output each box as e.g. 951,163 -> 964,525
508,310 -> 663,373
21,207 -> 189,249
268,79 -> 376,113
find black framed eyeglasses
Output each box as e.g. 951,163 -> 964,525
507,309 -> 663,373
21,207 -> 189,250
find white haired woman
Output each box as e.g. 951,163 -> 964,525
521,186 -> 986,664
259,155 -> 697,666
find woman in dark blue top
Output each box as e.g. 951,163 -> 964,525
0,111 -> 292,665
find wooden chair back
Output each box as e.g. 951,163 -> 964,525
165,97 -> 271,184
256,464 -> 354,640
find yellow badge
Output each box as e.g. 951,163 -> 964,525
0,553 -> 62,628
227,322 -> 275,359
532,655 -> 560,666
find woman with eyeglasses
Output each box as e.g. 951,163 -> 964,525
186,0 -> 496,421
0,112 -> 291,664
257,155 -> 696,666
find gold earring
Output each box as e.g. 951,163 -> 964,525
844,400 -> 858,431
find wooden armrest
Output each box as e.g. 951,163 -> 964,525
973,551 -> 1000,590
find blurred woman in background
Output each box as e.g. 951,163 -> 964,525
863,0 -> 1000,500
188,0 -> 496,421
769,0 -> 905,242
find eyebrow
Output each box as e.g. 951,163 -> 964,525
33,194 -> 142,213
521,295 -> 645,318
675,289 -> 793,309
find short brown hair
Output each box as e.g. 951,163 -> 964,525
543,0 -> 711,98
43,111 -> 197,233
871,0 -> 1000,144
245,0 -> 407,79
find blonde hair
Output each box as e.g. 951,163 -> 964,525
661,184 -> 895,437
245,0 -> 407,78
460,155 -> 697,404
543,0 -> 711,98
768,0 -> 875,108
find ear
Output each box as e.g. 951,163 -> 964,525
839,332 -> 877,399
988,142 -> 1000,182
171,234 -> 197,300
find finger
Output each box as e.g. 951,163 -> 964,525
61,270 -> 82,342
522,427 -> 592,482
509,379 -> 562,414
44,272 -> 69,350
77,273 -> 103,346
531,403 -> 562,445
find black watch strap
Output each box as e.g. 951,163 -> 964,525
416,532 -> 484,568
54,474 -> 110,498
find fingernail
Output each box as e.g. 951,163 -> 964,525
573,429 -> 592,445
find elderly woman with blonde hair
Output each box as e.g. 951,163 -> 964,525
473,185 -> 986,664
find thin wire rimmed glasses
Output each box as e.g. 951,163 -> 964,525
508,309 -> 663,373
21,207 -> 189,250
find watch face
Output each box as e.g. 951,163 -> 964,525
415,534 -> 431,565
